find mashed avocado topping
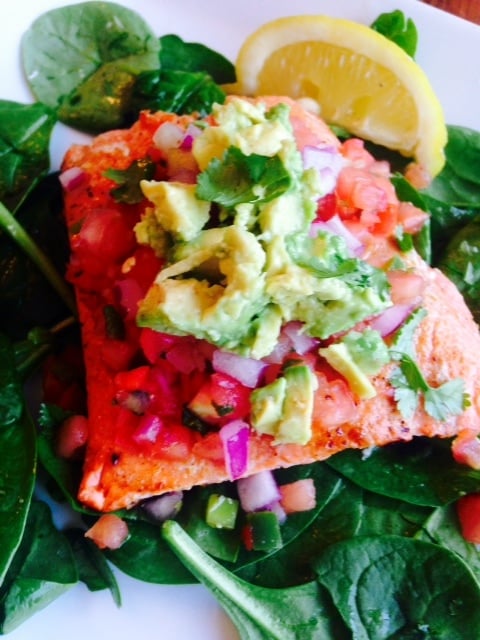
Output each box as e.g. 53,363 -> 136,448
135,97 -> 391,361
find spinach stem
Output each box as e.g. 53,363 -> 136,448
0,201 -> 77,316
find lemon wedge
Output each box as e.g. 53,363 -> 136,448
233,15 -> 447,177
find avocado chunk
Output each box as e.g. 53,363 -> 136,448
250,364 -> 318,445
319,342 -> 376,400
276,364 -> 318,445
250,376 -> 287,437
137,225 -> 268,348
140,180 -> 210,241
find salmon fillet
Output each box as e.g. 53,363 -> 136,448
62,98 -> 480,512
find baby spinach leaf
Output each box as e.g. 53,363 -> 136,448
36,403 -> 88,514
237,470 -> 431,589
418,503 -> 480,585
0,501 -> 77,634
159,34 -> 236,84
105,519 -> 194,585
0,100 -> 56,211
162,520 -> 350,640
232,463 -> 343,575
422,125 -> 480,208
65,529 -> 121,605
22,2 -> 160,133
315,534 -> 480,640
196,146 -> 292,207
371,10 -> 418,57
179,484 -> 242,564
131,69 -> 226,118
437,216 -> 480,323
328,437 -> 480,507
0,334 -> 36,585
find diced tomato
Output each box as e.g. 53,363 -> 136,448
189,373 -> 251,426
56,415 -> 89,460
192,432 -> 225,464
155,422 -> 196,460
457,494 -> 480,543
387,270 -> 426,306
122,245 -> 163,293
101,338 -> 138,371
452,430 -> 480,470
315,192 -> 337,221
241,523 -> 255,552
74,208 -> 136,266
114,365 -> 153,393
140,328 -> 179,364
341,138 -> 376,168
396,201 -> 429,235
279,478 -> 316,514
404,161 -> 432,190
85,514 -> 129,550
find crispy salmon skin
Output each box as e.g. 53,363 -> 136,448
61,98 -> 480,511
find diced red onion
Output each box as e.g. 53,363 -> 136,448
264,499 -> 287,524
262,331 -> 292,364
236,470 -> 280,513
369,303 -> 414,337
212,349 -> 266,388
311,213 -> 364,256
59,166 -> 87,191
179,124 -> 202,150
141,491 -> 183,522
282,321 -> 318,355
302,145 -> 345,195
219,419 -> 250,480
153,121 -> 185,152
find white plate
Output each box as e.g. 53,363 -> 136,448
2,1 -> 480,639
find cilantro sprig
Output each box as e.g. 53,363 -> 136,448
390,308 -> 470,421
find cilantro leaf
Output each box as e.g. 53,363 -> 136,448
105,158 -> 155,204
390,307 -> 426,358
196,146 -> 292,208
390,309 -> 470,421
424,379 -> 471,421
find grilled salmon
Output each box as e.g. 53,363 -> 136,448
61,97 -> 480,511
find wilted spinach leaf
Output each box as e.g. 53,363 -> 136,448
21,2 -> 160,133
